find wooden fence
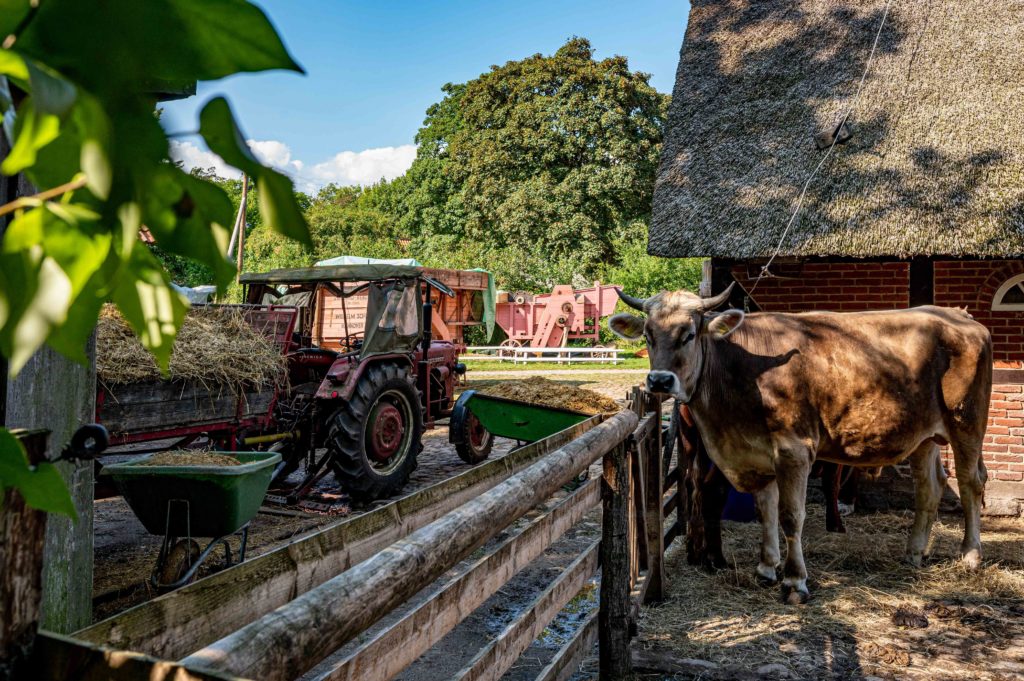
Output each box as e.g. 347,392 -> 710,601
25,388 -> 683,681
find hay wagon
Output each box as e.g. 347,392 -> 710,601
95,306 -> 298,454
97,264 -> 472,503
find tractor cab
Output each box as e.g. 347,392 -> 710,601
239,264 -> 467,501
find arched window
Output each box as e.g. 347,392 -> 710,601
992,274 -> 1024,311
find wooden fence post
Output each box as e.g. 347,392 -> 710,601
0,430 -> 49,679
599,440 -> 631,680
643,394 -> 665,602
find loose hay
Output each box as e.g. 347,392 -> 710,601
479,376 -> 620,415
139,451 -> 241,467
97,304 -> 286,391
637,505 -> 1024,680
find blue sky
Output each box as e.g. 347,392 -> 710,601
164,0 -> 691,191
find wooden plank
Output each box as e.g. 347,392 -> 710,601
534,609 -> 598,681
643,409 -> 665,602
178,412 -> 638,681
599,441 -> 632,680
630,444 -> 649,576
663,490 -> 679,519
75,417 -> 603,660
317,478 -> 601,681
453,541 -> 600,681
663,467 -> 678,494
29,631 -> 245,681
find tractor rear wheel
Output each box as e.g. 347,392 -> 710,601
327,364 -> 423,500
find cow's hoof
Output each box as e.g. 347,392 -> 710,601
826,523 -> 847,534
710,554 -> 728,571
907,552 -> 924,568
780,581 -> 810,605
960,547 -> 982,569
755,562 -> 779,586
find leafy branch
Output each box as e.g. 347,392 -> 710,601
0,0 -> 312,515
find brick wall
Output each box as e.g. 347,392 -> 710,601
731,261 -> 909,312
933,261 -> 1024,488
933,260 -> 1024,363
728,258 -> 1024,511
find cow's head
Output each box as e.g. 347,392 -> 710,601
608,284 -> 744,401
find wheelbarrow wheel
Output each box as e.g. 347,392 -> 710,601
156,539 -> 200,588
455,412 -> 493,464
327,363 -> 423,501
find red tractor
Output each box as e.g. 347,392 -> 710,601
240,264 -> 469,502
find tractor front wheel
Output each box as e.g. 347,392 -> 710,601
327,364 -> 423,500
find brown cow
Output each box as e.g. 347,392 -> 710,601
612,284 -> 991,604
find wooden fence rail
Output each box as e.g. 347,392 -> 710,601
38,386 -> 682,681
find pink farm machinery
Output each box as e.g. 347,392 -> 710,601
494,282 -> 621,354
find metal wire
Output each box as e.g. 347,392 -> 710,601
749,0 -> 894,296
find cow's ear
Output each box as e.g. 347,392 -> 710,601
608,313 -> 645,340
707,309 -> 745,338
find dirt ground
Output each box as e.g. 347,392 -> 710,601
632,506 -> 1024,681
92,370 -> 642,625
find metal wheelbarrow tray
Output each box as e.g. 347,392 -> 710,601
450,390 -> 593,445
102,451 -> 281,537
102,451 -> 282,590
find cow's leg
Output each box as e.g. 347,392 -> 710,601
754,480 -> 780,585
823,462 -> 846,533
777,449 -> 811,604
950,435 -> 987,568
907,442 -> 945,567
702,465 -> 729,570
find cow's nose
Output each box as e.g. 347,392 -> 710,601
646,372 -> 676,395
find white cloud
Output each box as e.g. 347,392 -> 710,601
307,145 -> 417,188
169,139 -> 416,194
169,140 -> 241,180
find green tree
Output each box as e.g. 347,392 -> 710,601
401,38 -> 669,289
0,0 -> 311,513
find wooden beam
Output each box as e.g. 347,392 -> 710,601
663,490 -> 678,519
179,412 -> 639,681
316,478 -> 601,681
75,416 -> 601,659
599,441 -> 632,681
534,609 -> 597,681
28,631 -> 244,681
643,406 -> 665,603
453,540 -> 600,681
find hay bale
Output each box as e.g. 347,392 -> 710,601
97,305 -> 286,391
479,376 -> 620,415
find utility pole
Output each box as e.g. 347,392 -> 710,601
236,173 -> 249,283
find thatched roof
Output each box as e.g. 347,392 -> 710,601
650,0 -> 1024,259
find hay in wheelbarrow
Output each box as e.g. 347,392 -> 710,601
97,304 -> 287,390
140,451 -> 242,467
479,376 -> 620,415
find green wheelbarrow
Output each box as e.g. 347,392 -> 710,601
449,389 -> 594,464
101,451 -> 280,590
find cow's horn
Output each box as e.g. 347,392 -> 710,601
616,288 -> 648,312
698,282 -> 735,311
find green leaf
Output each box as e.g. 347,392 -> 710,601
0,1 -> 32,39
16,0 -> 303,93
143,166 -> 236,289
25,59 -> 76,117
0,50 -> 29,85
1,97 -> 60,175
110,245 -> 189,373
0,429 -> 77,519
199,97 -> 311,247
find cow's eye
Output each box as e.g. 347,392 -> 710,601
678,331 -> 694,345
